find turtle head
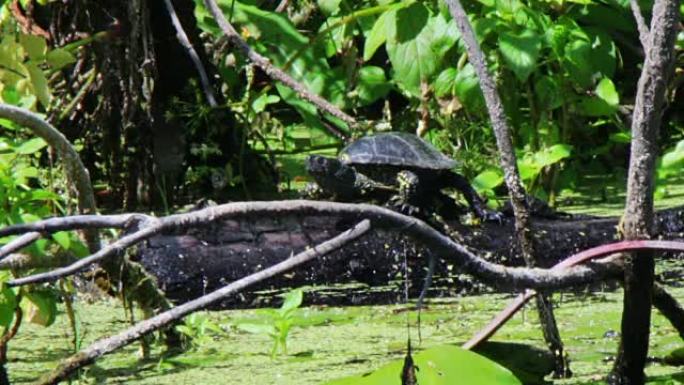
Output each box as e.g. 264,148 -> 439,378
305,155 -> 344,177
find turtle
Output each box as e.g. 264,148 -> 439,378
304,131 -> 502,222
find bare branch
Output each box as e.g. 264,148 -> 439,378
162,0 -> 217,107
0,232 -> 41,260
34,219 -> 372,385
202,0 -> 357,138
630,0 -> 650,50
0,214 -> 139,238
463,240 -> 684,349
5,200 -> 623,291
0,104 -> 100,251
8,217 -> 162,287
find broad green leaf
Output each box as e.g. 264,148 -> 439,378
15,137 -> 47,155
434,67 -> 458,98
0,284 -> 16,328
585,29 -> 617,79
578,78 -> 619,116
318,0 -> 341,16
12,165 -> 38,180
280,289 -> 303,313
355,66 -> 391,106
386,5 -> 457,96
251,94 -> 280,113
517,160 -> 541,181
19,34 -> 46,61
454,64 -> 485,113
473,169 -> 504,191
24,290 -> 57,327
535,144 -> 573,168
534,75 -> 562,110
46,48 -> 76,70
52,231 -> 71,250
595,77 -> 619,107
661,140 -> 684,169
25,62 -> 51,108
609,131 -> 631,143
321,344 -> 522,385
498,29 -> 542,82
363,9 -> 396,61
562,39 -> 594,89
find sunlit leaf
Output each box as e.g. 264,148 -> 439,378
321,344 -> 522,385
363,9 -> 396,61
498,29 -> 542,82
473,169 -> 504,191
15,138 -> 47,155
355,66 -> 391,106
52,231 -> 71,250
25,62 -> 51,108
24,290 -> 57,327
46,48 -> 76,70
318,0 -> 342,16
19,34 -> 46,62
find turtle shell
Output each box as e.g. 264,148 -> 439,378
339,132 -> 457,170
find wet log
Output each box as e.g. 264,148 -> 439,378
134,205 -> 684,308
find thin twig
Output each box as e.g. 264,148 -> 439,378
162,0 -> 217,107
0,214 -> 138,238
0,104 -> 100,252
462,239 -> 684,349
34,219 -> 372,385
275,0 -> 289,13
202,0 -> 356,138
8,218 -> 161,287
630,0 -> 650,50
0,232 -> 41,260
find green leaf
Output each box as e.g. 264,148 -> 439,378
19,34 -> 46,61
386,6 -> 457,96
15,138 -> 47,155
534,75 -> 562,111
562,39 -> 594,89
434,67 -> 458,98
578,78 -> 619,116
280,289 -> 303,313
609,131 -> 631,143
318,0 -> 341,16
498,29 -> 542,82
24,290 -> 57,327
535,144 -> 573,168
321,344 -> 522,385
0,284 -> 17,329
52,231 -> 71,250
363,9 -> 395,61
25,62 -> 51,108
46,48 -> 77,70
473,169 -> 504,191
661,140 -> 684,169
454,64 -> 485,113
251,94 -> 280,113
355,66 -> 391,106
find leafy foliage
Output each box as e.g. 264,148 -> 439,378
322,344 -> 522,385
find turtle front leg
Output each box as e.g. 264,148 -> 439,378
445,172 -> 503,223
389,170 -> 423,216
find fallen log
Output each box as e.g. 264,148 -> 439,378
135,205 -> 684,307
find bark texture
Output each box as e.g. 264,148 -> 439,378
609,0 -> 680,383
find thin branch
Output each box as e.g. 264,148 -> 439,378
4,200 -> 625,291
275,0 -> 289,13
0,232 -> 41,260
8,217 -> 161,287
463,240 -> 684,349
202,0 -> 357,138
162,0 -> 217,107
34,219 -> 372,385
0,214 -> 138,238
0,104 -> 100,252
630,0 -> 650,50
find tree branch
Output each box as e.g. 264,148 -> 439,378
33,219 -> 372,385
201,0 -> 357,138
630,0 -> 650,50
611,0 -> 680,382
0,104 -> 100,252
162,0 -> 217,107
0,232 -> 41,260
1,200 -> 631,291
